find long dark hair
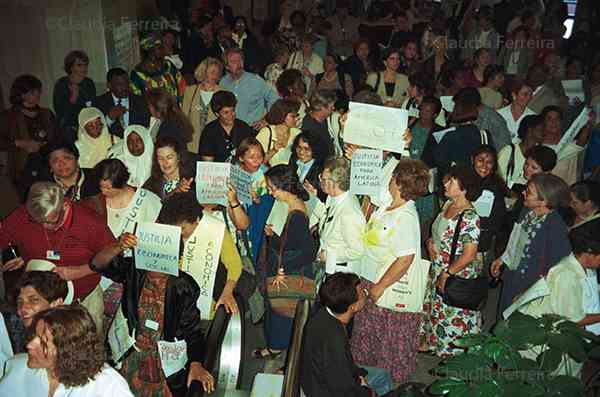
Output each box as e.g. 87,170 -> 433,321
264,164 -> 309,201
145,88 -> 194,143
472,144 -> 505,189
145,136 -> 194,195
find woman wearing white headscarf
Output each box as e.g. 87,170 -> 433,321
107,124 -> 153,187
76,107 -> 119,169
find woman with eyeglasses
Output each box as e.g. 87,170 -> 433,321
256,99 -> 301,166
288,131 -> 329,202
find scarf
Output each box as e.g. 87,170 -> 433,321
108,125 -> 154,187
75,107 -> 117,168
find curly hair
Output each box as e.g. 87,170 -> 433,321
9,75 -> 42,106
158,191 -> 204,225
193,57 -> 223,83
18,271 -> 68,303
32,305 -> 104,387
63,50 -> 89,75
393,158 -> 430,201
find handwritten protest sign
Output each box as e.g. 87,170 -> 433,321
135,222 -> 181,276
350,149 -> 383,195
196,162 -> 254,206
196,162 -> 230,205
230,165 -> 253,205
344,102 -> 408,153
158,340 -> 188,377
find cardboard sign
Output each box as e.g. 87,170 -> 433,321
230,165 -> 253,205
196,162 -> 230,206
158,339 -> 188,378
196,162 -> 254,206
350,149 -> 383,196
344,102 -> 408,153
135,222 -> 181,276
107,305 -> 136,363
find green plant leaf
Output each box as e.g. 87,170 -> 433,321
536,346 -> 563,372
588,345 -> 600,360
548,334 -> 587,362
473,379 -> 503,397
544,375 -> 585,396
453,334 -> 488,348
501,382 -> 545,397
429,378 -> 469,395
435,353 -> 493,379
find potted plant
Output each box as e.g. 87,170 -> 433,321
428,312 -> 600,396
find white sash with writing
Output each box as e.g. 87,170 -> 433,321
107,304 -> 136,364
181,215 -> 226,320
118,188 -> 149,234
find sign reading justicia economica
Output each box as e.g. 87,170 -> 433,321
135,222 -> 181,276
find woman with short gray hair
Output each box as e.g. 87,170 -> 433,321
26,181 -> 64,223
316,157 -> 365,282
491,173 -> 572,314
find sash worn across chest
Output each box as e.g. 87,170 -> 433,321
181,215 -> 226,320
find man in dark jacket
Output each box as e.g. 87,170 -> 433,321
92,68 -> 150,138
300,273 -> 392,397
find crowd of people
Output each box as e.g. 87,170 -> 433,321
1,0 -> 600,396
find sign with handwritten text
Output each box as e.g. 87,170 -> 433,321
344,102 -> 408,153
135,222 -> 181,276
350,149 -> 383,196
196,162 -> 230,205
157,339 -> 188,377
230,165 -> 253,205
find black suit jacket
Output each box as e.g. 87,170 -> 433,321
92,93 -> 151,138
300,309 -> 370,397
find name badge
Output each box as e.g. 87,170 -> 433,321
46,250 -> 61,260
145,319 -> 159,331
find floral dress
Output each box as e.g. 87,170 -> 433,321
426,207 -> 482,357
120,273 -> 172,397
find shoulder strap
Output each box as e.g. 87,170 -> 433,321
479,129 -> 489,145
374,72 -> 381,93
267,125 -> 273,152
315,73 -> 323,86
338,71 -> 346,94
449,211 -> 466,266
507,143 -> 516,179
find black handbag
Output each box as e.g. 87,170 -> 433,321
439,211 -> 488,311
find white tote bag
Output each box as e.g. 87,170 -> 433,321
375,259 -> 431,313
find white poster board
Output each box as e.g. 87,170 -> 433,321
350,149 -> 383,196
196,162 -> 231,206
135,222 -> 181,276
344,102 -> 408,153
196,162 -> 253,206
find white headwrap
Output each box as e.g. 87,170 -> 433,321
75,107 -> 119,169
108,125 -> 154,187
